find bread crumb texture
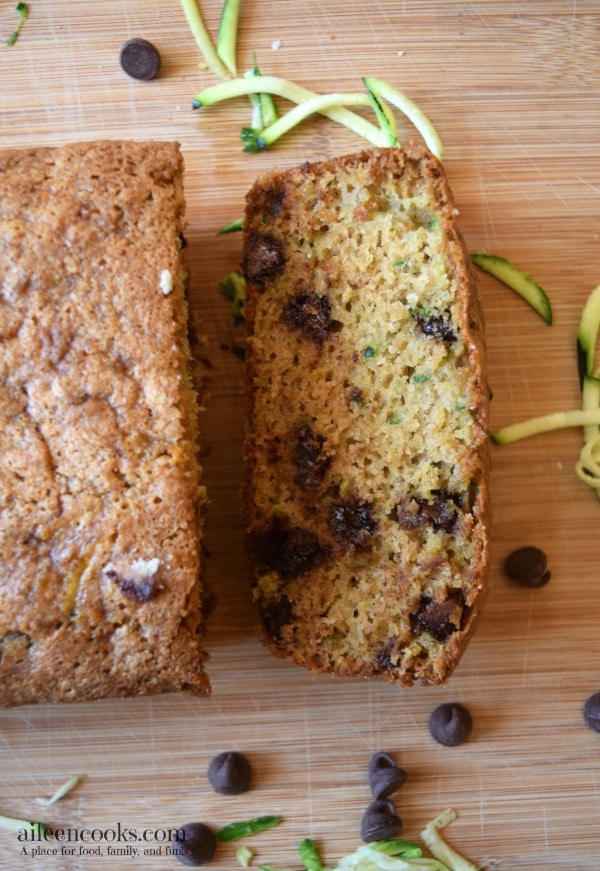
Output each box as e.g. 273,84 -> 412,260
0,140 -> 208,706
243,145 -> 491,686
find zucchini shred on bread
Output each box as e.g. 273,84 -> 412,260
0,140 -> 208,705
243,145 -> 491,686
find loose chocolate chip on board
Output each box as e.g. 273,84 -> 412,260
504,546 -> 551,588
368,751 -> 407,800
428,702 -> 473,747
360,799 -> 403,842
208,751 -> 252,795
583,692 -> 600,733
119,38 -> 161,81
172,822 -> 216,867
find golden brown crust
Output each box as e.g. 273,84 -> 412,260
242,145 -> 490,686
0,140 -> 209,706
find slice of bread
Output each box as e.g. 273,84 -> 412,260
242,145 -> 490,686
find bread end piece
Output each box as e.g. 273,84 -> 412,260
242,145 -> 490,686
0,140 -> 209,705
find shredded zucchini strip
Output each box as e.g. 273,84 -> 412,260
364,81 -> 399,146
577,285 -> 600,496
217,0 -> 242,75
245,63 -> 279,130
179,0 -> 230,79
578,284 -> 600,378
242,91 -> 379,151
576,433 -> 600,491
492,408 -> 600,445
420,810 -> 481,871
0,814 -> 49,837
36,774 -> 86,806
363,76 -> 443,159
194,76 -> 388,146
581,375 -> 600,443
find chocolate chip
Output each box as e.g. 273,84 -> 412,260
260,595 -> 294,640
262,185 -> 286,217
410,592 -> 463,641
395,491 -> 459,533
244,233 -> 285,285
329,500 -> 378,548
583,692 -> 600,733
374,644 -> 396,673
103,567 -> 161,602
414,309 -> 456,343
282,293 -> 334,343
360,799 -> 402,842
394,498 -> 424,531
418,493 -> 459,533
251,518 -> 331,580
208,751 -> 252,795
428,702 -> 473,747
172,822 -> 216,867
119,38 -> 161,81
504,546 -> 551,588
293,425 -> 330,491
368,752 -> 407,800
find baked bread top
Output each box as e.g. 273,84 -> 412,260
243,144 -> 490,686
0,140 -> 208,705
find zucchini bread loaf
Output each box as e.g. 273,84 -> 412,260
242,145 -> 490,686
0,140 -> 208,705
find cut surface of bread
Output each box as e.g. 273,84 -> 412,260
243,145 -> 490,686
0,140 -> 208,706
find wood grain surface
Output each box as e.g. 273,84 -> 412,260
1,2 -> 600,869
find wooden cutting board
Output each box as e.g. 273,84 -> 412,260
1,2 -> 600,868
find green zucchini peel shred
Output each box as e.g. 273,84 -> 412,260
577,283 -> 600,381
219,270 -> 246,321
217,0 -> 241,75
179,0 -> 230,79
217,217 -> 244,235
245,60 -> 280,132
364,79 -> 399,146
470,251 -> 552,325
7,1 -> 28,46
300,837 -> 325,871
217,814 -> 282,842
